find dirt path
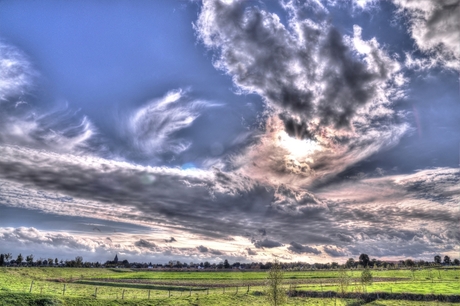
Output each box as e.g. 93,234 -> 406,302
79,277 -> 409,288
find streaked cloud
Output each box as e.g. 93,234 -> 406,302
0,142 -> 457,261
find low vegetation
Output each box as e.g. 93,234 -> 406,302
1,253 -> 459,304
1,266 -> 459,305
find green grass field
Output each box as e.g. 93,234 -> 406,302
1,267 -> 459,305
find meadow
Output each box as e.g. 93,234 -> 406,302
0,267 -> 459,305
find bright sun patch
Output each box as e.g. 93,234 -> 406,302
277,130 -> 320,161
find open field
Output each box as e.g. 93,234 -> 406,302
1,267 -> 459,305
1,293 -> 460,306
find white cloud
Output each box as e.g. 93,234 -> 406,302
0,41 -> 36,102
0,227 -> 107,252
123,88 -> 218,158
394,0 -> 460,70
195,1 -> 410,186
0,41 -> 97,153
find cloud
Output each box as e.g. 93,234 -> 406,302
196,245 -> 223,255
270,184 -> 327,215
0,144 -> 458,261
0,145 -> 273,242
0,227 -> 107,252
246,248 -> 258,256
134,239 -> 156,249
0,41 -> 97,153
197,245 -> 208,253
122,88 -> 218,159
336,233 -> 354,243
0,226 -> 215,262
0,41 -> 36,102
0,104 -> 97,153
394,0 -> 460,71
288,241 -> 321,254
253,238 -> 283,249
351,0 -> 379,10
196,0 -> 409,185
323,245 -> 348,257
165,237 -> 177,243
0,42 -> 215,160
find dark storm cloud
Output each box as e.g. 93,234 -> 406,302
278,113 -> 316,140
323,246 -> 347,257
195,0 -> 404,137
253,238 -> 283,249
288,241 -> 321,254
196,245 -> 223,255
246,248 -> 258,256
196,0 -> 409,187
335,233 -> 354,243
165,237 -> 177,243
197,245 -> 208,253
134,239 -> 156,249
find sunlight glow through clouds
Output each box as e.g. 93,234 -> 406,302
277,130 -> 320,162
0,0 -> 459,263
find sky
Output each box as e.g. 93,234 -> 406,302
0,0 -> 459,264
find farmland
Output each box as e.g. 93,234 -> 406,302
1,267 -> 459,305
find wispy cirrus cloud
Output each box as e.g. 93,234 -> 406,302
0,41 -> 36,101
121,88 -> 219,160
1,41 -> 217,160
0,41 -> 97,153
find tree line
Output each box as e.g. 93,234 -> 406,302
0,252 -> 458,269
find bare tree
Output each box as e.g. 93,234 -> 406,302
360,267 -> 373,292
75,256 -> 83,267
265,259 -> 287,306
338,268 -> 351,295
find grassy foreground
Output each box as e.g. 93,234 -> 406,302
2,293 -> 460,306
1,267 -> 459,305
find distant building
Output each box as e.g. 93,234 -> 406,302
114,254 -> 118,264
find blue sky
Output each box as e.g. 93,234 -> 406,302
0,0 -> 459,264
